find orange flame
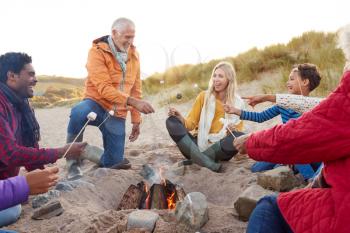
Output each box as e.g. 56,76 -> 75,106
144,182 -> 151,209
140,166 -> 177,210
159,166 -> 177,209
167,191 -> 176,209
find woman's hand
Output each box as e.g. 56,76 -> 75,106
168,107 -> 185,124
226,123 -> 236,135
233,134 -> 251,154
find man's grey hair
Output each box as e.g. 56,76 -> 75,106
338,24 -> 350,61
111,17 -> 135,32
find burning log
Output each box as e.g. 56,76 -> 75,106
139,182 -> 150,209
149,184 -> 168,209
117,184 -> 144,210
118,179 -> 186,211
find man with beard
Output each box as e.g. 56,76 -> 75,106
0,52 -> 86,228
65,17 -> 154,180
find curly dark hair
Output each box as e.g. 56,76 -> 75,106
0,52 -> 32,83
293,63 -> 321,91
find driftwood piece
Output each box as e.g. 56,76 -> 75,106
117,184 -> 144,210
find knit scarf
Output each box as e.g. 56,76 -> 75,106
0,83 -> 40,147
107,36 -> 127,80
197,91 -> 244,151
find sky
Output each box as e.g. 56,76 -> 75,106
0,0 -> 349,79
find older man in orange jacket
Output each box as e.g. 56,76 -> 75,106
66,18 -> 154,180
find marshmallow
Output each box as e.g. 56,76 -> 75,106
108,110 -> 115,116
193,83 -> 198,88
219,118 -> 226,124
160,80 -> 165,84
87,112 -> 97,121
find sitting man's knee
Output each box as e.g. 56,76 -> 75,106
257,195 -> 278,209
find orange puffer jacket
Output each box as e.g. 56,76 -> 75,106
84,35 -> 142,123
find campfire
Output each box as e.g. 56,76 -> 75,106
117,166 -> 186,211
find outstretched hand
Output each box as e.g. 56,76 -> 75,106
24,167 -> 59,195
128,97 -> 155,114
242,95 -> 267,108
168,107 -> 185,124
233,134 -> 251,154
61,142 -> 88,160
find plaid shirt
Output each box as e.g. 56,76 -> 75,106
0,89 -> 60,179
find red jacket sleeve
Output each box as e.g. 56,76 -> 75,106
246,71 -> 350,164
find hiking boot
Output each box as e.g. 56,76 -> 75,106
81,145 -> 103,165
66,133 -> 83,180
110,158 -> 131,170
177,134 -> 221,172
203,141 -> 230,162
66,159 -> 83,180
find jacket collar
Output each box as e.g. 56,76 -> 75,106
93,35 -> 138,61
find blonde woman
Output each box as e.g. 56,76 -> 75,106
166,61 -> 245,172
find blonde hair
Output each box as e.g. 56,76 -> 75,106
338,24 -> 350,62
207,61 -> 238,105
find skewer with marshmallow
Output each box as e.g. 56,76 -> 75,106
63,112 -> 97,158
219,117 -> 236,139
97,110 -> 115,128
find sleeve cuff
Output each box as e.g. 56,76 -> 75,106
275,93 -> 283,104
14,176 -> 30,203
130,108 -> 141,124
240,111 -> 246,120
48,148 -> 61,163
119,92 -> 129,106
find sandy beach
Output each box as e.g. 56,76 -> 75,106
8,89 -> 279,233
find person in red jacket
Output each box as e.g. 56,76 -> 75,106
234,24 -> 350,233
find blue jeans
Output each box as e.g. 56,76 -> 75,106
294,164 -> 315,180
0,230 -> 18,233
252,162 -> 321,180
251,162 -> 279,172
311,163 -> 323,179
0,205 -> 21,227
67,99 -> 126,167
247,195 -> 293,233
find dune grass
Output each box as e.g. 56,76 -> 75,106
143,31 -> 345,104
32,31 -> 345,108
